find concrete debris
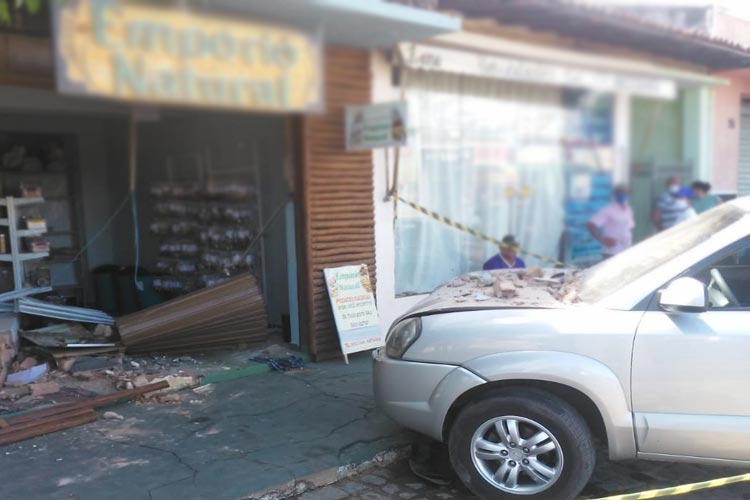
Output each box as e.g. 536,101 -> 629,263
59,358 -> 76,372
29,381 -> 60,396
478,272 -> 494,287
3,320 -> 293,416
131,374 -> 150,388
193,383 -> 215,394
102,411 -> 124,420
154,393 -> 184,404
93,324 -> 114,338
420,268 -> 580,311
0,385 -> 30,401
524,265 -> 545,279
494,280 -> 517,298
18,356 -> 38,371
0,331 -> 13,387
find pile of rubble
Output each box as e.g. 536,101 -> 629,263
0,322 -> 206,414
439,266 -> 580,307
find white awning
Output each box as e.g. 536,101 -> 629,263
399,43 -> 679,99
398,32 -> 729,99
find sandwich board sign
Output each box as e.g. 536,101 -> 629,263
324,264 -> 382,363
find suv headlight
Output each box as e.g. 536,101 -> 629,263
385,317 -> 422,359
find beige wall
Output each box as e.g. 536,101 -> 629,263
713,69 -> 750,193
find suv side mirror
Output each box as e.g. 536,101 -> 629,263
659,277 -> 707,313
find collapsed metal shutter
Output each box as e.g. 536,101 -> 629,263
301,47 -> 375,360
739,97 -> 750,195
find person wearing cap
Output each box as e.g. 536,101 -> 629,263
587,184 -> 635,259
652,176 -> 691,231
483,234 -> 526,270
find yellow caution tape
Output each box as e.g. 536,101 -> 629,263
393,194 -> 569,268
583,472 -> 750,500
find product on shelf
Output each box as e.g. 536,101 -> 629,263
149,161 -> 261,297
23,217 -> 47,231
26,238 -> 50,253
20,183 -> 42,198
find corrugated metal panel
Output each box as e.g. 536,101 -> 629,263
117,273 -> 268,353
301,47 -> 375,361
739,98 -> 750,195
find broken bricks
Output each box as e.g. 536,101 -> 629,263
29,381 -> 60,397
493,280 -> 517,298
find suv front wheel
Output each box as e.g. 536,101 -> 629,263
448,389 -> 596,500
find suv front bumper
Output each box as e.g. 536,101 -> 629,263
372,347 -> 486,441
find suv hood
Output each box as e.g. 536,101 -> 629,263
404,268 -> 580,317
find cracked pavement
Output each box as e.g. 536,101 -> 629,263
0,354 -> 412,500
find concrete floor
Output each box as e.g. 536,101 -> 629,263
0,353 -> 412,500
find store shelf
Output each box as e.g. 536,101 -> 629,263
17,229 -> 46,237
0,197 -> 44,206
0,252 -> 48,262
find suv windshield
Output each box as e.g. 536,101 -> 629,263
577,202 -> 748,303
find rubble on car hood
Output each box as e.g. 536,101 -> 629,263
404,266 -> 582,316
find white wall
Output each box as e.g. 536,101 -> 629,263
371,53 -> 427,336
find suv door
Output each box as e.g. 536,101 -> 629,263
632,243 -> 750,462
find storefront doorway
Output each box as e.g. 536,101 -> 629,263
0,94 -> 298,344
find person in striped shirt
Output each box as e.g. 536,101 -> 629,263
652,176 -> 693,231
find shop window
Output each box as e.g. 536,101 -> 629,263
394,71 -> 615,296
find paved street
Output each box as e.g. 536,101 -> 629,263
292,454 -> 750,500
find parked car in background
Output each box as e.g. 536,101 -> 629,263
374,198 -> 750,500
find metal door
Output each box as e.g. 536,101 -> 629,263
738,97 -> 750,195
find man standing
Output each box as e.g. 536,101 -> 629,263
691,181 -> 722,214
587,184 -> 635,259
483,234 -> 526,270
652,176 -> 691,230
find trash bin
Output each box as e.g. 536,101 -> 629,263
136,274 -> 162,309
117,266 -> 146,315
92,265 -> 119,316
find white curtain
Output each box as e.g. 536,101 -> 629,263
395,71 -> 567,296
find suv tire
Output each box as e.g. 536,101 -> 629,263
448,389 -> 596,500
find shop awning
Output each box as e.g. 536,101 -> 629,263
399,42 -> 680,98
201,0 -> 462,48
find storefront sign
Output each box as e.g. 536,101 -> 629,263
345,101 -> 408,150
51,0 -> 322,112
400,43 -> 677,100
324,264 -> 382,363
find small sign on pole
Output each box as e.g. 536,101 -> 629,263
345,101 -> 408,150
323,264 -> 383,363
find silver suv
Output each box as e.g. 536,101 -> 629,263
374,198 -> 750,500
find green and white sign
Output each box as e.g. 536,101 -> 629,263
324,264 -> 382,363
345,101 -> 408,150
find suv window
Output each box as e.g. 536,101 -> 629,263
688,243 -> 750,309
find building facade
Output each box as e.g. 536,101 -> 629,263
372,0 -> 750,332
0,0 -> 459,359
